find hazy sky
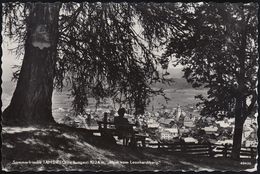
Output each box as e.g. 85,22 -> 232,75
2,10 -> 185,82
2,37 -> 184,82
2,40 -> 22,82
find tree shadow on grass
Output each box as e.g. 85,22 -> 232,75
2,125 -> 122,171
3,124 -> 255,171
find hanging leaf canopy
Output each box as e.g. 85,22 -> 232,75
163,3 -> 258,118
2,2 -> 192,114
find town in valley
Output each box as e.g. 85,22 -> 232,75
53,101 -> 257,150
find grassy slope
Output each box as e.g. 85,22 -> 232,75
2,125 -> 256,172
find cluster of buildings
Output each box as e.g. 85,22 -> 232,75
129,105 -> 257,147
55,104 -> 257,147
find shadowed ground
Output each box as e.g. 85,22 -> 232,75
2,125 -> 256,171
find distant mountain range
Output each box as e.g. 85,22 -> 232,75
2,77 -> 206,112
151,67 -> 193,89
2,76 -> 191,96
2,67 -> 186,92
152,78 -> 192,90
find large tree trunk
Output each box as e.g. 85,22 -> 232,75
231,112 -> 244,159
231,95 -> 246,159
2,3 -> 61,126
231,7 -> 248,160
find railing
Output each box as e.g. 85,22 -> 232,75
147,142 -> 257,159
213,144 -> 257,159
97,121 -> 136,130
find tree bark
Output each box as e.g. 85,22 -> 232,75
231,6 -> 248,160
2,3 -> 61,126
231,97 -> 245,160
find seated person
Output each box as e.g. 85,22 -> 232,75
114,108 -> 133,146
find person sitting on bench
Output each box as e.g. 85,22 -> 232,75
114,108 -> 133,146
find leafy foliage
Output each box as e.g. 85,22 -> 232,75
2,2 -> 190,114
163,3 -> 258,119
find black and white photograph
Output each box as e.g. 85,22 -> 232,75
1,1 -> 258,172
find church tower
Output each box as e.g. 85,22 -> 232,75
176,105 -> 181,121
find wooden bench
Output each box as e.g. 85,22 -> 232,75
97,121 -> 147,147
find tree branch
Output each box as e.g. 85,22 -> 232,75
61,3 -> 84,33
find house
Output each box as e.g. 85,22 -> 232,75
158,127 -> 179,140
216,120 -> 230,128
183,114 -> 195,128
159,131 -> 172,140
244,140 -> 257,147
158,118 -> 175,128
183,137 -> 198,144
165,128 -> 179,137
203,126 -> 218,135
243,126 -> 253,139
146,118 -> 159,128
216,139 -> 233,145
